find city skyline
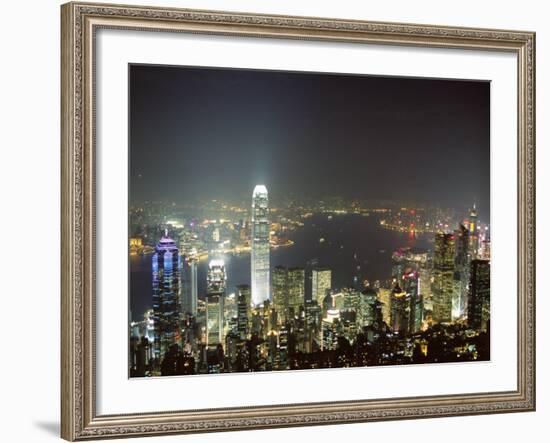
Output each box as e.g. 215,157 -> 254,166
129,65 -> 491,378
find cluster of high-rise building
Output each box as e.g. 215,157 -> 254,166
129,190 -> 491,377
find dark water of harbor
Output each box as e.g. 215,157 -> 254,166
130,213 -> 432,321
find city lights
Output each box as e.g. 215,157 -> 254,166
129,191 -> 491,377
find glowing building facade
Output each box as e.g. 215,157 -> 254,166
206,259 -> 226,347
151,231 -> 181,361
321,308 -> 340,351
272,266 -> 288,322
273,266 -> 305,323
182,258 -> 198,316
287,267 -> 305,316
251,185 -> 270,306
468,204 -> 479,257
432,232 -> 456,323
312,267 -> 332,306
236,284 -> 251,341
358,287 -> 381,329
401,269 -> 422,333
453,224 -> 471,319
390,283 -> 410,334
467,259 -> 491,332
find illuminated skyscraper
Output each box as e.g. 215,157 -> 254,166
236,284 -> 251,341
182,258 -> 198,316
343,287 -> 360,312
304,299 -> 322,337
251,185 -> 270,306
402,268 -> 422,333
223,292 -> 237,336
206,259 -> 226,347
312,267 -> 332,307
467,259 -> 490,332
432,232 -> 456,323
287,267 -> 305,318
468,204 -> 479,258
357,287 -> 379,329
190,259 -> 198,315
152,231 -> 181,361
321,308 -> 340,351
390,283 -> 410,334
272,266 -> 288,322
377,287 -> 392,326
454,224 -> 471,319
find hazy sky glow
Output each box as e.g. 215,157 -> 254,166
129,64 -> 490,216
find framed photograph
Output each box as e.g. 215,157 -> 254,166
61,2 -> 536,440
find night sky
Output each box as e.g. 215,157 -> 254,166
129,64 -> 490,216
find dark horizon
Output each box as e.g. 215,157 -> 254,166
130,64 -> 490,218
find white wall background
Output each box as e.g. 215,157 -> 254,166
0,0 -> 546,442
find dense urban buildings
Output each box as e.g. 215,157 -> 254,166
129,189 -> 491,377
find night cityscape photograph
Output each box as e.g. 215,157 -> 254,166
128,64 -> 491,378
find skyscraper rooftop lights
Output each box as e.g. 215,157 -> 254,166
253,184 -> 268,196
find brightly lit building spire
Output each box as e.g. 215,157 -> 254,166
251,184 -> 270,306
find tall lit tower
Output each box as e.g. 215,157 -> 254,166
402,268 -> 422,333
251,184 -> 270,306
182,258 -> 198,316
206,259 -> 226,347
190,259 -> 198,316
312,267 -> 332,307
236,284 -> 251,341
468,204 -> 479,258
152,230 -> 181,361
454,224 -> 471,318
467,259 -> 490,332
432,232 -> 456,323
390,283 -> 410,334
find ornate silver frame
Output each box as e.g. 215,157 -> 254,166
61,2 -> 536,440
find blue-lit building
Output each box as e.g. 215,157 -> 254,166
152,231 -> 181,362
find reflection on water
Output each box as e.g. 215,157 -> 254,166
130,214 -> 431,321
